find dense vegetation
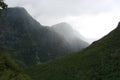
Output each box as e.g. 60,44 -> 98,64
0,7 -> 88,66
26,23 -> 120,80
0,53 -> 31,80
0,2 -> 119,80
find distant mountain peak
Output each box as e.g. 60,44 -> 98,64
2,7 -> 28,16
51,22 -> 89,51
51,22 -> 86,39
57,22 -> 71,26
52,22 -> 73,30
1,7 -> 33,20
117,21 -> 120,28
0,7 -> 42,29
8,7 -> 26,11
53,22 -> 70,26
113,22 -> 120,32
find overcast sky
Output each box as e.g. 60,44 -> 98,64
5,0 -> 120,42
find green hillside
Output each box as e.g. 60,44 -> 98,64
0,7 -> 88,66
26,22 -> 120,80
0,53 -> 31,80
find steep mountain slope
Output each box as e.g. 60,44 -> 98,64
0,7 -> 88,66
0,53 -> 31,80
27,22 -> 120,80
52,22 -> 89,51
0,7 -> 43,65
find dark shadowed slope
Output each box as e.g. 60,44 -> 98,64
27,22 -> 120,80
0,7 -> 71,65
0,7 -> 88,66
0,53 -> 31,80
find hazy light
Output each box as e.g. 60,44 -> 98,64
5,0 -> 120,42
64,13 -> 119,39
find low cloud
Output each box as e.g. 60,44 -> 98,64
5,0 -> 120,39
6,0 -> 120,16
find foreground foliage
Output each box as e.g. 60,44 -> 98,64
0,53 -> 31,80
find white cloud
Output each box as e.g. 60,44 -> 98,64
5,0 -> 120,41
64,13 -> 120,39
6,0 -> 120,16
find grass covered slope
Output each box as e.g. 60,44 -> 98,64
0,53 -> 31,80
27,22 -> 120,80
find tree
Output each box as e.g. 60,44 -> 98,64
0,0 -> 8,10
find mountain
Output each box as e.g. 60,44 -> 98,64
26,22 -> 120,80
0,7 -> 88,66
52,22 -> 89,51
0,53 -> 31,80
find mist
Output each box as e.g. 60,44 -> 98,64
5,0 -> 120,42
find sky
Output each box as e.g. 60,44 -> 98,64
5,0 -> 120,42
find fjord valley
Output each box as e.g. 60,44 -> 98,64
0,7 -> 88,66
26,23 -> 120,80
0,1 -> 120,80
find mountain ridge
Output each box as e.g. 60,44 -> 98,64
52,22 -> 89,51
26,22 -> 120,80
0,7 -> 88,66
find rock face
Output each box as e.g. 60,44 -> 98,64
0,7 -> 88,66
